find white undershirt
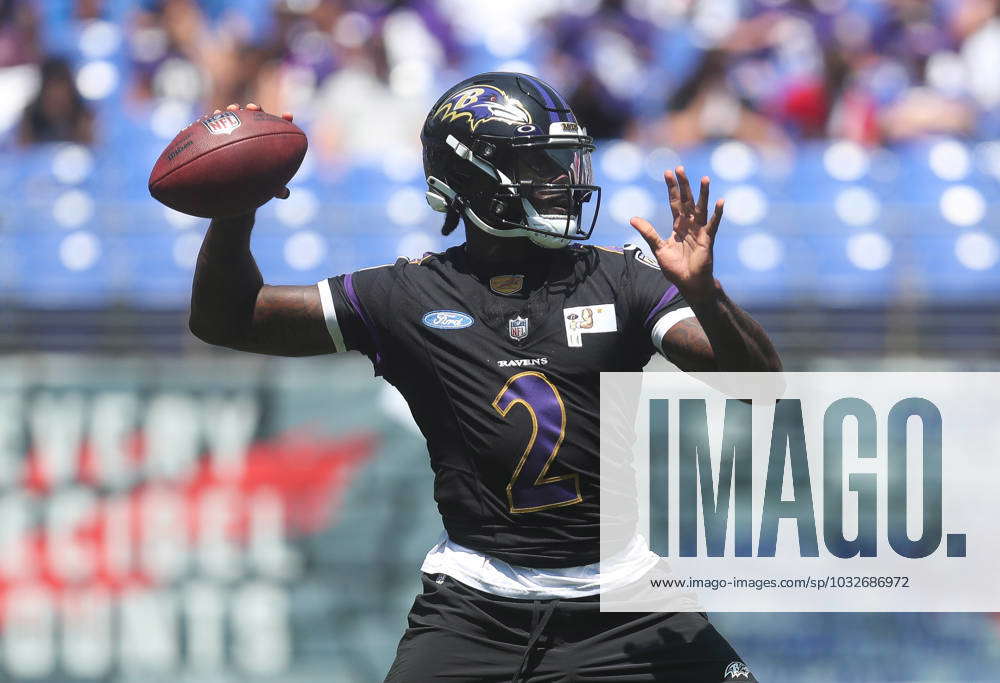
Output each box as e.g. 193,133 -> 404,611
420,532 -> 661,599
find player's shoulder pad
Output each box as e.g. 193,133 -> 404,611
573,244 -> 623,272
354,261 -> 400,273
588,244 -> 660,270
406,252 -> 433,265
589,244 -> 626,256
405,249 -> 454,266
623,243 -> 661,270
354,253 -> 435,273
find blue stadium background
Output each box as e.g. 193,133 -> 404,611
1,0 -> 1000,681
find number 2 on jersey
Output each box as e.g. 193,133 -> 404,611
491,371 -> 582,514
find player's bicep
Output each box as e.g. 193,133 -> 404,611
653,310 -> 718,371
237,284 -> 336,356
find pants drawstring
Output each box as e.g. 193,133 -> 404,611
511,598 -> 558,683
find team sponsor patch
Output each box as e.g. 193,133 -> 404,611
422,310 -> 474,330
490,274 -> 524,296
563,303 -> 616,347
723,661 -> 752,680
202,111 -> 242,135
508,315 -> 529,341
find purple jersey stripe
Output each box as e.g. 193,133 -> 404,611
344,272 -> 383,369
644,285 -> 680,328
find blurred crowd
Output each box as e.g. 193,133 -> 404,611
1,0 -> 998,159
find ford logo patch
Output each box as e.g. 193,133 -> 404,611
422,310 -> 474,330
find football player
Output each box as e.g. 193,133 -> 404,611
189,73 -> 780,682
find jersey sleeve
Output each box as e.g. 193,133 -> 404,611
625,246 -> 696,355
315,262 -> 399,371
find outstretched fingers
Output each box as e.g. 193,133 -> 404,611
667,167 -> 716,232
707,199 -> 725,238
697,176 -> 710,221
629,216 -> 663,252
674,166 -> 694,209
664,170 -> 682,220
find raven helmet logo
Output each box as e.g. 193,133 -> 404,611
723,661 -> 752,680
434,85 -> 531,132
508,315 -> 529,341
202,111 -> 242,135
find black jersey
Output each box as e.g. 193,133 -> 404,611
319,244 -> 690,568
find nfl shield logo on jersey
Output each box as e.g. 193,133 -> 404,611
508,316 -> 529,341
202,111 -> 242,135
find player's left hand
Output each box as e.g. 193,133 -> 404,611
629,166 -> 724,301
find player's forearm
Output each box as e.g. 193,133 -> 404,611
189,213 -> 263,347
685,280 -> 782,372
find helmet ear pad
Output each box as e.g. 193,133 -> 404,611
424,137 -> 525,233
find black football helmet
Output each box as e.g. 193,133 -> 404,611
421,72 -> 601,249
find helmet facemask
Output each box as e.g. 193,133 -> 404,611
509,136 -> 600,248
427,126 -> 602,249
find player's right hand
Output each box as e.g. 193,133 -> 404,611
212,102 -> 294,201
629,166 -> 724,302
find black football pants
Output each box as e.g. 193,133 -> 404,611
384,573 -> 756,682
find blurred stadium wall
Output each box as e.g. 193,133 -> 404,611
1,0 -> 999,681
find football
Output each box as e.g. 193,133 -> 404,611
148,108 -> 307,218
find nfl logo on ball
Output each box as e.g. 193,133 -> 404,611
202,111 -> 242,135
508,316 -> 529,341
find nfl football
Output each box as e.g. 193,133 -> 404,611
148,109 -> 307,218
